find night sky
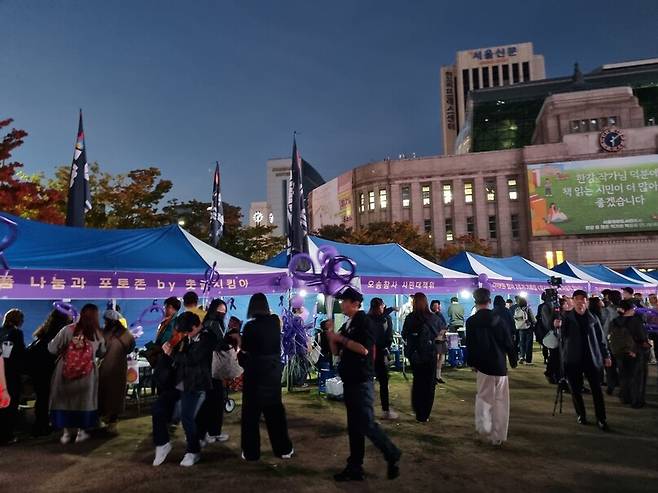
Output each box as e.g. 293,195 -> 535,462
2,0 -> 657,214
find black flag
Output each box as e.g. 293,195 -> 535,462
286,134 -> 308,259
209,161 -> 224,246
65,111 -> 92,227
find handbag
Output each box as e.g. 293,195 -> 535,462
542,330 -> 559,350
212,348 -> 244,380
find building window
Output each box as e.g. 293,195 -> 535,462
462,69 -> 470,103
522,61 -> 530,81
445,218 -> 454,241
466,216 -> 474,235
508,178 -> 518,200
545,250 -> 565,269
359,193 -> 365,213
471,68 -> 480,90
511,214 -> 520,239
464,181 -> 473,203
424,219 -> 432,236
512,63 -> 520,83
570,116 -> 619,133
502,64 -> 510,85
422,184 -> 431,206
482,66 -> 490,88
368,191 -> 375,211
492,65 -> 500,86
379,189 -> 387,209
485,180 -> 496,202
488,215 -> 497,239
442,183 -> 453,204
401,186 -> 411,208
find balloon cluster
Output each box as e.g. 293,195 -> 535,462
53,301 -> 79,322
478,273 -> 491,289
0,216 -> 18,270
285,245 -> 357,295
129,300 -> 165,339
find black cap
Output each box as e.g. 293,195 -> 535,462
336,287 -> 363,303
572,289 -> 588,298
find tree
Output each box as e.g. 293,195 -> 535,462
436,234 -> 491,261
0,118 -> 65,223
161,199 -> 242,241
354,222 -> 437,260
314,224 -> 354,243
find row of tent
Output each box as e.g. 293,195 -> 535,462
1,212 -> 656,301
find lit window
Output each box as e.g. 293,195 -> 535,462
486,180 -> 496,202
464,182 -> 473,203
555,250 -> 564,265
511,214 -> 520,239
422,185 -> 431,206
466,216 -> 474,235
359,193 -> 365,213
379,189 -> 387,209
401,186 -> 411,208
545,251 -> 554,269
445,218 -> 453,241
488,215 -> 497,239
442,183 -> 453,204
368,191 -> 375,211
424,219 -> 432,235
508,178 -> 518,200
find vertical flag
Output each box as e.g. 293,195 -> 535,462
65,110 -> 92,227
209,161 -> 224,246
287,134 -> 308,259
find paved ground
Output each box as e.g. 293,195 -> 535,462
1,357 -> 657,493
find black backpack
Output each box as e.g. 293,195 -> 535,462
405,319 -> 436,366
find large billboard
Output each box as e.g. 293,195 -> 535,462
527,154 -> 658,237
309,171 -> 353,230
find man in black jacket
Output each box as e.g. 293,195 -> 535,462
466,288 -> 517,446
327,288 -> 401,482
152,312 -> 216,467
556,290 -> 611,431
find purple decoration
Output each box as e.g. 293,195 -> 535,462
203,261 -> 220,296
636,307 -> 658,334
478,273 -> 489,284
0,216 -> 18,270
281,308 -> 311,359
129,300 -> 165,339
227,297 -> 236,311
291,295 -> 304,309
277,275 -> 294,291
53,301 -> 78,322
289,248 -> 357,296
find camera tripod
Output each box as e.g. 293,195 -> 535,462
552,376 -> 569,416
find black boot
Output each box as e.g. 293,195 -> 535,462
334,467 -> 365,482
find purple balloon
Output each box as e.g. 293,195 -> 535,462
278,275 -> 293,290
478,273 -> 489,284
291,295 -> 305,309
317,245 -> 339,265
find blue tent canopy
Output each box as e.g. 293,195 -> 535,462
622,267 -> 658,285
553,261 -> 652,289
266,236 -> 475,293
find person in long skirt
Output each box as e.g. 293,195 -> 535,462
401,293 -> 441,423
238,293 -> 293,461
48,304 -> 106,444
28,309 -> 72,436
98,309 -> 135,434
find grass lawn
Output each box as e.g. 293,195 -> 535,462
1,352 -> 657,493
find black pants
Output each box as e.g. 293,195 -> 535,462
618,352 -> 648,407
545,348 -> 561,384
411,358 -> 437,422
196,378 -> 224,437
343,380 -> 400,470
606,355 -> 619,393
374,351 -> 390,412
32,371 -> 52,433
241,389 -> 292,460
565,363 -> 606,423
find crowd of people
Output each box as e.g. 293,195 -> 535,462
0,285 -> 655,482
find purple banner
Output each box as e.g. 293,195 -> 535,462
0,268 -> 285,300
361,276 -> 478,294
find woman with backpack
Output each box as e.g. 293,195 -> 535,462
402,292 -> 441,423
28,309 -> 72,436
98,309 -> 135,434
513,298 -> 536,365
48,304 -> 106,444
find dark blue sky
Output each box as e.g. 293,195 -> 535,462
2,0 -> 657,214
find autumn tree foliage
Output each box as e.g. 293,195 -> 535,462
436,234 -> 491,261
0,118 -> 65,223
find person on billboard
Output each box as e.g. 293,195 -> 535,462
547,203 -> 568,223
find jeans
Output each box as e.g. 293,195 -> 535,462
343,379 -> 400,470
411,359 -> 437,422
152,389 -> 206,453
196,378 -> 224,437
374,351 -> 390,412
518,330 -> 533,362
241,389 -> 293,460
565,363 -> 606,423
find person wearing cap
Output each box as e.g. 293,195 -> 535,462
326,287 -> 401,482
465,288 -> 517,446
554,289 -> 611,431
98,309 -> 135,434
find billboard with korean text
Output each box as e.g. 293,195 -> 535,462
527,155 -> 658,236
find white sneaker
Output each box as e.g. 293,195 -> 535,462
153,442 -> 172,466
180,453 -> 201,467
382,409 -> 399,420
216,433 -> 229,442
75,430 -> 90,443
60,429 -> 73,445
280,448 -> 294,459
